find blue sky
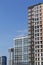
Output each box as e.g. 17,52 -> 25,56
0,0 -> 43,56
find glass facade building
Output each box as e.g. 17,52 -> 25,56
14,36 -> 30,65
0,56 -> 7,65
2,56 -> 7,65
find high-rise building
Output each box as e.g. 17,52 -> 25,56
8,48 -> 14,65
28,3 -> 43,65
14,36 -> 30,65
0,56 -> 7,65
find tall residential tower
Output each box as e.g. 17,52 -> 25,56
28,3 -> 43,65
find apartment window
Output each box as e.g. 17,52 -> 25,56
35,38 -> 36,40
35,14 -> 38,17
38,50 -> 39,52
35,50 -> 37,53
35,46 -> 37,48
38,54 -> 39,56
38,62 -> 40,65
40,21 -> 42,24
35,22 -> 36,25
37,18 -> 39,20
35,46 -> 39,48
36,33 -> 39,36
40,5 -> 41,8
37,26 -> 39,28
35,30 -> 37,32
38,46 -> 39,48
35,53 -> 37,56
32,18 -> 34,21
35,18 -> 39,21
41,53 -> 43,56
37,37 -> 39,40
36,14 -> 38,17
38,58 -> 39,61
38,5 -> 41,9
38,42 -> 39,44
40,9 -> 41,12
35,58 -> 37,60
40,41 -> 42,44
36,62 -> 37,65
38,30 -> 39,32
40,37 -> 42,40
41,49 -> 43,52
35,26 -> 39,28
40,17 -> 41,20
37,22 -> 39,24
41,62 -> 43,65
35,18 -> 37,21
35,34 -> 39,36
37,10 -> 38,13
41,45 -> 42,48
40,25 -> 42,28
35,26 -> 37,28
41,57 -> 43,60
37,33 -> 39,36
32,54 -> 34,57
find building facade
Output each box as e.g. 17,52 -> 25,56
28,3 -> 43,65
0,56 -> 7,65
8,48 -> 14,65
14,36 -> 30,65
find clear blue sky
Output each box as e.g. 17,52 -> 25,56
0,0 -> 43,56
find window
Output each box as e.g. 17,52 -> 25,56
35,58 -> 37,60
40,41 -> 42,44
41,45 -> 42,48
38,42 -> 39,44
41,53 -> 43,56
40,21 -> 42,24
35,26 -> 37,28
40,25 -> 42,28
37,22 -> 39,24
38,50 -> 39,52
35,33 -> 39,37
38,62 -> 40,65
41,49 -> 43,52
37,33 -> 39,36
40,9 -> 41,12
38,46 -> 39,48
37,18 -> 39,20
36,62 -> 37,65
37,26 -> 39,28
38,58 -> 39,61
40,17 -> 41,20
35,26 -> 39,28
41,62 -> 43,65
38,54 -> 39,56
41,57 -> 43,60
